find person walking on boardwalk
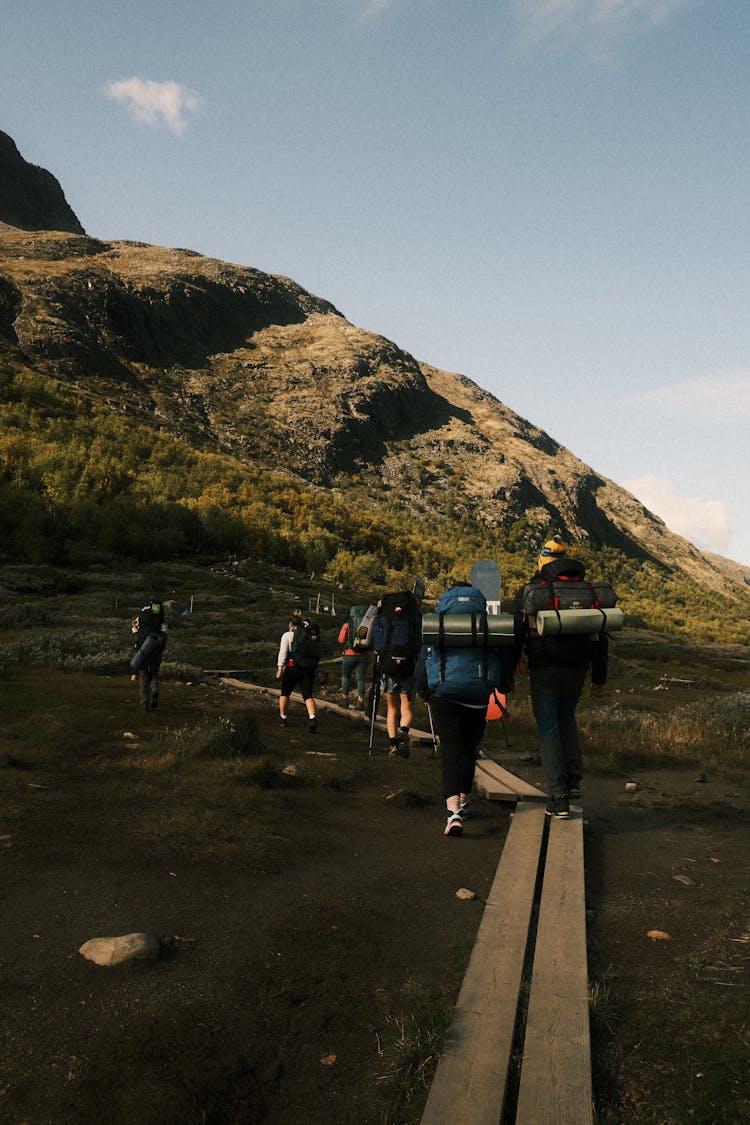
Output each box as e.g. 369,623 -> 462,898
276,617 -> 321,733
512,537 -> 608,819
416,582 -> 513,837
371,590 -> 422,758
337,605 -> 373,710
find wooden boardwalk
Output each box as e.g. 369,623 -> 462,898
421,801 -> 593,1125
216,676 -> 436,745
474,757 -> 547,802
217,674 -> 592,1121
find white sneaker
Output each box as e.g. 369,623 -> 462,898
444,812 -> 464,837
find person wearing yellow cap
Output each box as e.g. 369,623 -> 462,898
537,535 -> 567,572
511,539 -> 608,818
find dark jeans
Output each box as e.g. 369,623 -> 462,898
341,653 -> 368,698
529,664 -> 586,798
138,655 -> 162,708
430,697 -> 487,800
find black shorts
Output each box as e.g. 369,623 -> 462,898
280,663 -> 316,701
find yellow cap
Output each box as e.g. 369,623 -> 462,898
537,536 -> 566,570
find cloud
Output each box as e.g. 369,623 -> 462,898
360,0 -> 403,19
624,370 -> 750,425
105,77 -> 204,135
623,473 -> 730,552
513,0 -> 700,43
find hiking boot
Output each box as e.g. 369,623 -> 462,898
277,715 -> 288,727
341,694 -> 350,710
308,717 -> 317,734
546,796 -> 571,819
150,693 -> 159,710
398,728 -> 410,758
388,744 -> 399,758
567,776 -> 582,800
444,812 -> 464,837
356,697 -> 365,711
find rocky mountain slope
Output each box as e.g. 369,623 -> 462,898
0,133 -> 747,599
0,132 -> 84,235
2,226 -> 746,597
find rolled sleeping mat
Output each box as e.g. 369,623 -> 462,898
421,612 -> 516,647
536,607 -> 625,636
130,630 -> 167,671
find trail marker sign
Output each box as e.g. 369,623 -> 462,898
470,559 -> 501,615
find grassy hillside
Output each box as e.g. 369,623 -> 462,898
2,355 -> 750,644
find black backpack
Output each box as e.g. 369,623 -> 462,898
521,558 -> 617,618
136,600 -> 165,644
291,620 -> 323,669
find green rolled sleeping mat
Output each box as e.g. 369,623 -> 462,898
421,612 -> 516,647
536,607 -> 625,636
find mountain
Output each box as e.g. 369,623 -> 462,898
0,134 -> 748,623
0,132 -> 85,235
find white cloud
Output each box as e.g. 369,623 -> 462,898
105,77 -> 204,135
623,473 -> 730,552
360,0 -> 403,19
625,370 -> 750,425
513,0 -> 700,42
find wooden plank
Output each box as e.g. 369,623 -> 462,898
515,815 -> 593,1125
474,759 -> 547,801
473,764 -> 519,802
421,805 -> 547,1125
217,678 -> 435,741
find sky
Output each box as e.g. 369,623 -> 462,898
3,0 -> 749,565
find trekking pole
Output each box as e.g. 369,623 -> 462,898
368,657 -> 381,754
426,702 -> 438,758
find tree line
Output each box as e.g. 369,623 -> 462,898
2,362 -> 748,644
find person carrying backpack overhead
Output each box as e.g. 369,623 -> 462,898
416,582 -> 514,837
512,537 -> 610,819
276,617 -> 321,733
131,597 -> 168,711
371,589 -> 422,758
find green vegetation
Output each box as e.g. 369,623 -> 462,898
2,362 -> 750,643
1,560 -> 748,790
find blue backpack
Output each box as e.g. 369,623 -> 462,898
372,590 -> 422,678
425,585 -> 514,703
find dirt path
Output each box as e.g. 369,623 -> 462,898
1,671 -> 748,1123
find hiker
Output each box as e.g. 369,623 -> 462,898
337,605 -> 373,710
371,590 -> 423,758
276,617 -> 320,733
512,537 -> 609,819
416,582 -> 513,837
131,597 -> 168,711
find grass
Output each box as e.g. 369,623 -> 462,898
377,980 -> 454,1123
588,966 -> 620,1037
3,559 -> 749,814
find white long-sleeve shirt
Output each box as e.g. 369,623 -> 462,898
277,628 -> 295,670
